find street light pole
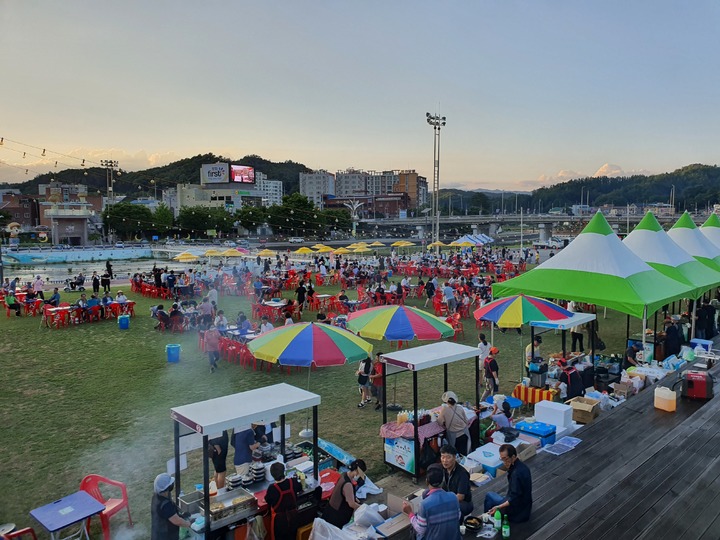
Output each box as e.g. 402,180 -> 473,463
100,160 -> 119,206
343,199 -> 364,238
426,112 -> 446,254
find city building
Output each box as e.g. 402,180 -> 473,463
173,184 -> 264,217
255,171 -> 284,207
36,183 -> 102,245
335,169 -> 369,197
394,170 -> 428,208
0,190 -> 40,230
299,170 -> 335,208
367,170 -> 399,197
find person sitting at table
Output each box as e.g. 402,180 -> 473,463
440,444 -> 474,518
214,309 -> 229,333
236,313 -> 252,335
316,309 -> 328,323
151,473 -> 193,539
101,291 -> 113,309
555,358 -> 585,400
155,305 -> 170,330
437,391 -> 470,454
338,289 -> 349,305
265,462 -> 304,540
284,312 -> 294,326
5,290 -> 22,316
44,287 -> 61,307
491,400 -> 513,429
484,444 -> 533,523
115,290 -> 128,304
322,459 -> 367,529
259,315 -> 274,334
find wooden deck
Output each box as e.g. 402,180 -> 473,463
471,366 -> 720,540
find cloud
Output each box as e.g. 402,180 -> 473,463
592,163 -> 653,178
0,147 -> 182,183
518,169 -> 585,189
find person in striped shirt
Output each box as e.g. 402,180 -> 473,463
402,463 -> 461,540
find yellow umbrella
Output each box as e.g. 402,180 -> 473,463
257,249 -> 276,257
175,254 -> 200,262
355,241 -> 369,246
221,249 -> 242,257
173,251 -> 194,260
399,241 -> 416,246
312,244 -> 328,250
204,249 -> 224,257
449,241 -> 461,246
354,247 -> 373,253
333,247 -> 351,254
294,247 -> 315,254
370,241 -> 385,247
390,241 -> 406,247
428,241 -> 446,247
316,245 -> 334,253
458,241 -> 475,247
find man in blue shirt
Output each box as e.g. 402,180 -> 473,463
166,270 -> 177,295
232,427 -> 260,476
45,288 -> 61,307
403,463 -> 461,540
484,444 -> 533,523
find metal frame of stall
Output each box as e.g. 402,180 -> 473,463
380,342 -> 481,483
170,383 -> 321,538
529,312 -> 598,362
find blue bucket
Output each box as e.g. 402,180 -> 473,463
166,344 -> 181,363
118,315 -> 130,330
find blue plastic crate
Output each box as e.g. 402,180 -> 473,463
515,420 -> 556,447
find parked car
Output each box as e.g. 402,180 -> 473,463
222,240 -> 237,247
289,237 -> 305,243
115,242 -> 125,248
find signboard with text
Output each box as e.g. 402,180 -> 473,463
200,163 -> 230,184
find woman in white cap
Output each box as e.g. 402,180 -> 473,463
151,473 -> 192,540
437,391 -> 470,454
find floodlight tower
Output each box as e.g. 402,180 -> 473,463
426,112 -> 446,253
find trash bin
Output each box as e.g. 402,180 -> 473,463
166,344 -> 181,363
118,315 -> 130,330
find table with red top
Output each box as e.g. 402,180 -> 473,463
512,383 -> 559,405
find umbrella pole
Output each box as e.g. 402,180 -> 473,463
691,300 -> 697,340
642,306 -> 648,363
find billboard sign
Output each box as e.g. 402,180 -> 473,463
230,165 -> 255,184
201,163 -> 229,184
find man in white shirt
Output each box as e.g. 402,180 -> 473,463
260,315 -> 274,334
32,275 -> 45,299
115,291 -> 128,303
207,285 -> 219,305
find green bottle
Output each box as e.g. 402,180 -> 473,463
494,509 -> 502,530
502,515 -> 510,538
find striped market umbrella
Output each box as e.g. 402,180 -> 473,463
248,322 -> 373,367
473,294 -> 572,329
347,305 -> 454,341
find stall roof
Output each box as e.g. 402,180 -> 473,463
170,383 -> 320,435
529,312 -> 596,330
381,342 -> 479,371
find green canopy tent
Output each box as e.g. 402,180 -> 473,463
700,212 -> 720,252
493,212 -> 696,350
667,211 -> 720,272
624,211 -> 720,338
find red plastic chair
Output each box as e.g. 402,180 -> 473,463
5,528 -> 38,539
80,474 -> 133,540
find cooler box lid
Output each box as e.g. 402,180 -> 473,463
467,443 -> 503,468
515,421 -> 557,437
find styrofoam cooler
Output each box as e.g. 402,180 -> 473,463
515,421 -> 556,447
554,425 -> 570,441
534,400 -> 573,429
468,443 -> 503,477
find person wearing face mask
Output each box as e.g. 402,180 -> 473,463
321,459 -> 367,529
151,473 -> 192,540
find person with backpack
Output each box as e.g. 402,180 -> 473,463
481,347 -> 500,402
555,358 -> 585,400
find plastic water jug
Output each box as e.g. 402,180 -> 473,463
654,387 -> 677,412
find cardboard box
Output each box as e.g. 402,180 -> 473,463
565,396 -> 600,424
613,382 -> 633,399
376,494 -> 412,538
404,489 -> 424,514
459,455 -> 483,474
517,442 -> 537,462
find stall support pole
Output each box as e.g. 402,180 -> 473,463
412,371 -> 419,483
591,319 -> 596,359
626,314 -> 630,345
474,355 -> 480,408
691,300 -> 697,340
280,414 -> 286,459
202,434 -> 210,538
312,406 -> 319,481
382,359 -> 388,426
561,329 -> 567,359
443,363 -> 448,393
173,422 -> 181,505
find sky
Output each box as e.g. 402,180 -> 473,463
2,1 -> 720,191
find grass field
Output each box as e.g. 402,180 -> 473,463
0,271 -> 642,535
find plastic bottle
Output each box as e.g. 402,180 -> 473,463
494,509 -> 502,530
502,515 -> 510,538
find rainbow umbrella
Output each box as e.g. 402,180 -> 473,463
248,322 -> 372,367
347,305 -> 454,341
473,294 -> 572,329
